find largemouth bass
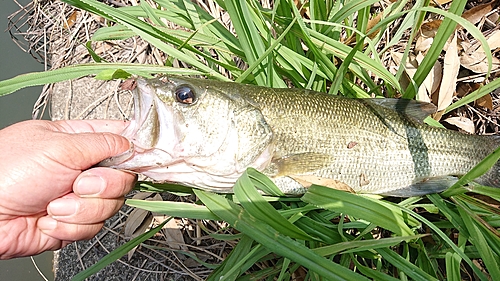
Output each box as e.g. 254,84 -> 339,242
100,76 -> 500,196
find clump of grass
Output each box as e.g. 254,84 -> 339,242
1,0 -> 500,280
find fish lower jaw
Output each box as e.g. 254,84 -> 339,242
140,163 -> 242,192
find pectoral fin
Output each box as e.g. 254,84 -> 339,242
380,176 -> 459,197
271,152 -> 336,177
288,175 -> 355,193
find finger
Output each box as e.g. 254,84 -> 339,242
51,119 -> 130,135
74,167 -> 137,198
45,130 -> 131,170
38,216 -> 104,241
47,194 -> 124,224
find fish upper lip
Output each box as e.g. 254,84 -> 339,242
123,79 -> 153,140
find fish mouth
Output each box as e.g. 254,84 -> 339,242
98,78 -> 175,169
121,78 -> 158,146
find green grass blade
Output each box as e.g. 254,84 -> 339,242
0,63 -> 203,96
194,189 -> 370,281
302,185 -> 415,236
245,168 -> 284,196
233,170 -> 314,241
445,252 -> 462,281
329,35 -> 365,95
377,248 -> 439,281
445,78 -> 500,113
398,204 -> 490,281
208,236 -> 270,281
222,0 -> 284,87
441,146 -> 500,197
126,199 -> 220,220
351,258 -> 402,281
308,30 -> 401,92
61,0 -> 231,80
403,0 -> 467,99
457,204 -> 500,278
314,234 -> 426,256
235,17 -> 297,84
328,0 -> 380,23
426,194 -> 469,236
71,220 -> 167,281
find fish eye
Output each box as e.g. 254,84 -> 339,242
175,86 -> 196,105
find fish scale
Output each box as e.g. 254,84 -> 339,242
245,88 -> 496,194
99,76 -> 500,196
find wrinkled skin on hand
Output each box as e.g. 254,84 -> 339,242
0,120 -> 136,259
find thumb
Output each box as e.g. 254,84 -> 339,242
43,120 -> 132,170
59,131 -> 131,170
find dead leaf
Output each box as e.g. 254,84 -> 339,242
131,192 -> 154,200
163,218 -> 188,251
436,32 -> 460,112
462,1 -> 495,25
125,208 -> 153,260
415,20 -> 442,53
125,193 -> 162,260
95,41 -> 114,54
486,30 -> 500,51
432,0 -> 452,5
460,51 -> 500,73
432,110 -> 445,121
63,11 -> 79,29
417,53 -> 442,103
120,78 -> 137,91
125,208 -> 152,239
456,82 -> 481,98
415,36 -> 435,53
444,116 -> 475,134
488,12 -> 499,23
289,175 -> 355,192
391,52 -> 433,102
345,13 -> 382,44
421,20 -> 442,37
475,94 -> 493,110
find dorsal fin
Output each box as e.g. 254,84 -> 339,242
365,98 -> 437,122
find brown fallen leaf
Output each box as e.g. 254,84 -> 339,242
63,11 -> 79,29
345,13 -> 382,45
460,51 -> 500,73
432,0 -> 453,5
475,94 -> 493,110
124,193 -> 164,238
415,20 -> 442,53
125,208 -> 153,260
456,82 -> 481,98
94,41 -> 114,54
390,52 -> 431,102
162,218 -> 188,251
420,20 -> 442,36
289,175 -> 355,193
486,30 -> 500,50
444,116 -> 475,134
125,207 -> 152,239
417,52 -> 442,103
436,32 -> 460,112
461,0 -> 495,25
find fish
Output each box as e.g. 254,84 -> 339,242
99,76 -> 500,196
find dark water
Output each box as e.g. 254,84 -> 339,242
0,0 -> 54,280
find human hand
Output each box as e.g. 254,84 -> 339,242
0,120 -> 136,259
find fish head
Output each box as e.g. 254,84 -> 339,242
101,76 -> 275,191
